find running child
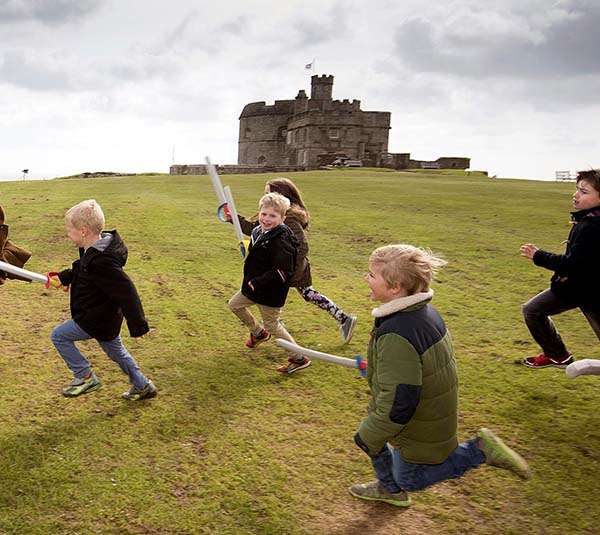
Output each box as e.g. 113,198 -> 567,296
235,177 -> 357,344
49,199 -> 157,400
228,192 -> 311,374
520,169 -> 600,369
350,244 -> 530,507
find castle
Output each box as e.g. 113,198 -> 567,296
169,75 -> 469,175
238,74 -> 394,168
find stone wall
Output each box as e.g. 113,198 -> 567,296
169,164 -> 306,175
407,157 -> 471,170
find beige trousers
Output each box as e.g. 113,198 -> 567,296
228,291 -> 295,344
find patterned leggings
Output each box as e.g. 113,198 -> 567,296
297,286 -> 346,323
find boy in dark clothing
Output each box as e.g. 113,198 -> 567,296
49,199 -> 157,400
228,192 -> 310,374
350,245 -> 530,507
521,169 -> 600,368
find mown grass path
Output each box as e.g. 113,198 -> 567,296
1,170 -> 598,534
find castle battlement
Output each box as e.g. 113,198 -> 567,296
239,100 -> 294,118
311,74 -> 334,83
331,99 -> 361,111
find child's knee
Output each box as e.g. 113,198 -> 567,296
228,297 -> 240,311
522,300 -> 538,318
50,325 -> 63,344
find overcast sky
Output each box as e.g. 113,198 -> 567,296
1,0 -> 598,181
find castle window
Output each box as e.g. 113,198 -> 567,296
245,127 -> 251,139
258,155 -> 266,165
286,131 -> 292,144
329,128 -> 339,139
278,126 -> 287,139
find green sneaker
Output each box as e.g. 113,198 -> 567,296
122,380 -> 158,401
348,480 -> 411,507
478,428 -> 531,479
62,373 -> 101,397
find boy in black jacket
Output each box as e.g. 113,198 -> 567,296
520,169 -> 600,368
49,199 -> 157,400
228,192 -> 310,374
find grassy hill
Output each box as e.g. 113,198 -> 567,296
0,169 -> 598,534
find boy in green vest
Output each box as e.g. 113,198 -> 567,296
350,244 -> 531,507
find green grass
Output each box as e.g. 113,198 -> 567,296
0,169 -> 598,534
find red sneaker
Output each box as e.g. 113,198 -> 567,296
523,352 -> 573,369
245,329 -> 271,348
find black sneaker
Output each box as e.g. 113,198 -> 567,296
276,356 -> 311,374
122,380 -> 158,401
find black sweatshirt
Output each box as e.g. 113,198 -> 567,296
241,224 -> 298,308
58,230 -> 149,341
533,206 -> 600,307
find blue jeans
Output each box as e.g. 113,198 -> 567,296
51,319 -> 149,389
371,440 -> 486,493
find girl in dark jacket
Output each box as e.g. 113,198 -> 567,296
237,177 -> 357,344
520,169 -> 600,368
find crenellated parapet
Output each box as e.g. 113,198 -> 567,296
239,100 -> 295,119
330,99 -> 361,112
310,74 -> 334,100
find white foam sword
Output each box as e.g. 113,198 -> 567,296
276,338 -> 367,376
566,359 -> 600,378
0,260 -> 62,289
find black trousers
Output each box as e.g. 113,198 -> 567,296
522,289 -> 600,358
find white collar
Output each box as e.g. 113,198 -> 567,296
371,290 -> 434,318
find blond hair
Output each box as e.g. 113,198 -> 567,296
369,244 -> 447,294
65,199 -> 105,233
258,192 -> 290,216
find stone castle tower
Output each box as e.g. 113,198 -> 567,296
238,75 -> 391,168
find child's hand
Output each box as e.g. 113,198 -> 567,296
520,243 -> 538,260
45,272 -> 68,291
223,204 -> 233,223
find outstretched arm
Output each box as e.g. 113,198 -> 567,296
519,243 -> 539,261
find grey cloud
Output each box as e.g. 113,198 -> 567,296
393,1 -> 600,79
291,2 -> 349,47
0,0 -> 102,26
0,46 -> 180,92
157,12 -> 250,55
107,54 -> 181,82
218,15 -> 248,36
161,10 -> 199,50
0,49 -> 72,90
